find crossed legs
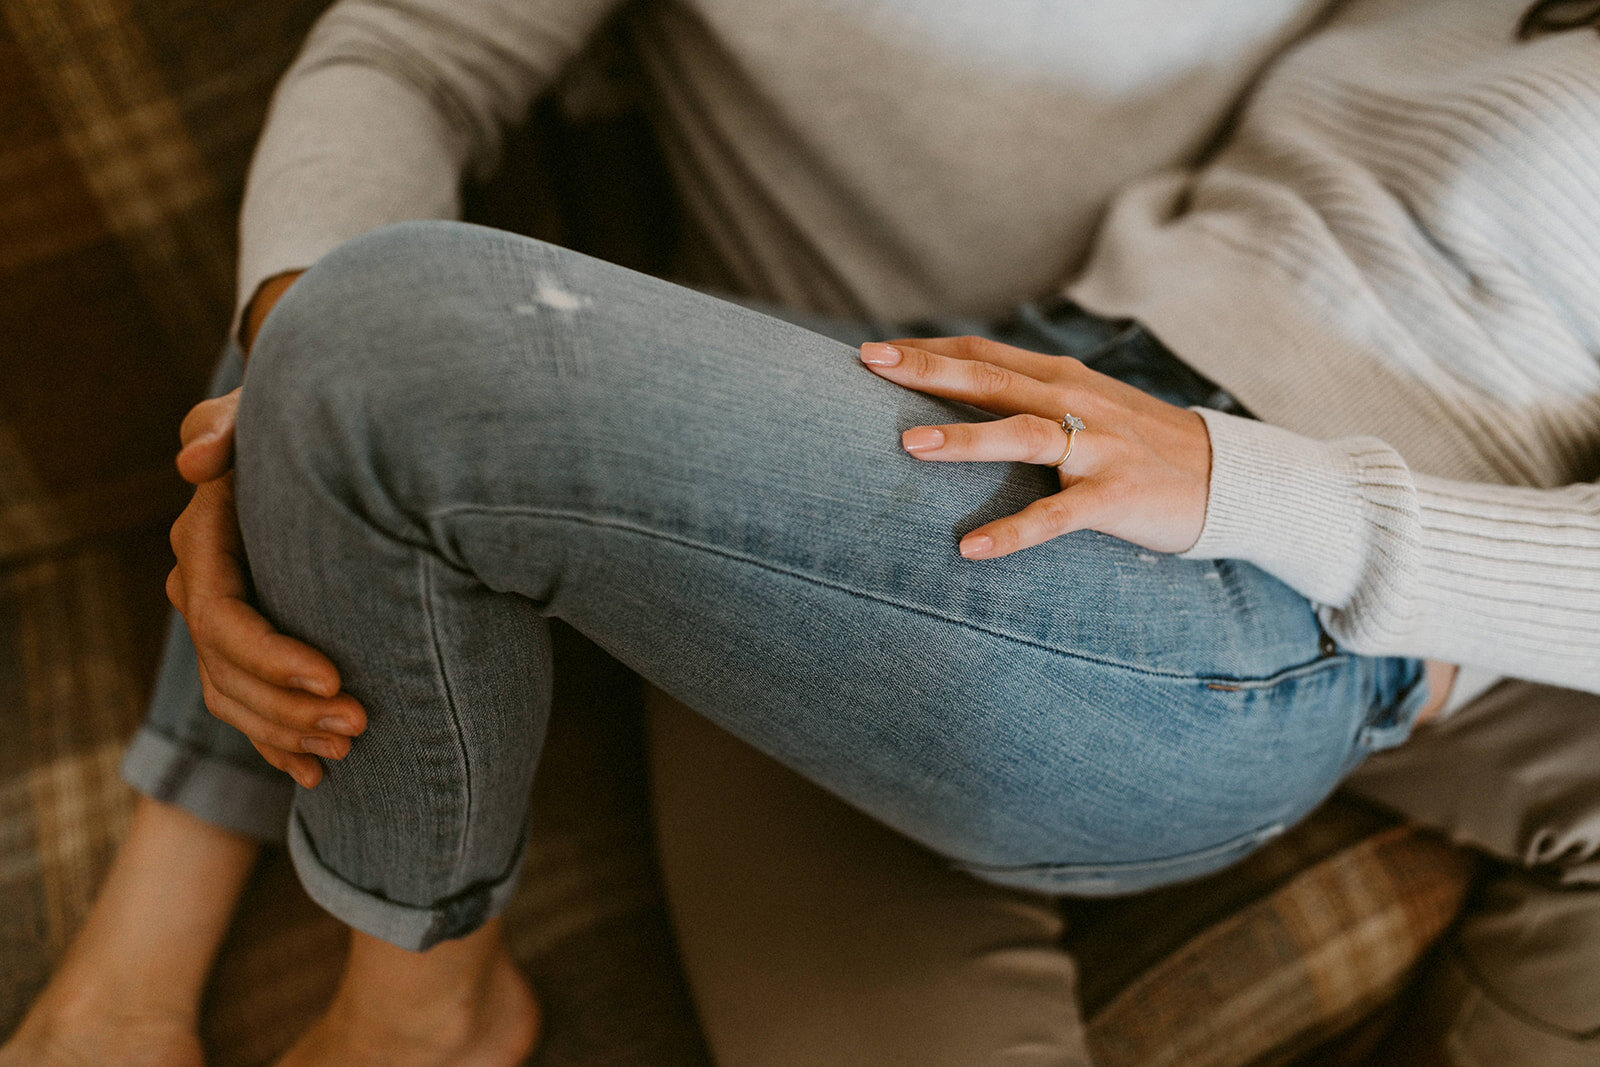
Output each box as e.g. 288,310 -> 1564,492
8,218 -> 1431,1064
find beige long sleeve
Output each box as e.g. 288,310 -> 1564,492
1181,410 -> 1600,696
1069,0 -> 1600,698
234,0 -> 626,341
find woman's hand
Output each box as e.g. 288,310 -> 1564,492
858,335 -> 1212,558
166,270 -> 363,790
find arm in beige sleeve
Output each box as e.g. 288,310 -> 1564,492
1179,408 -> 1600,696
234,0 -> 627,343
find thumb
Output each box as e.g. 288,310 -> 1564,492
176,389 -> 240,484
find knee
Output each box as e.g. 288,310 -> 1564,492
238,221 -> 541,476
233,221 -> 501,539
242,220 -> 504,411
233,220 -> 601,552
239,219 -> 602,432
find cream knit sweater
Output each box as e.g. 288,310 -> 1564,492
238,0 -> 1600,699
1070,0 -> 1600,700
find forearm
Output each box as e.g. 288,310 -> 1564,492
233,66 -> 465,346
234,0 -> 626,343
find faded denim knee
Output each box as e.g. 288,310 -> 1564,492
233,220 -> 556,950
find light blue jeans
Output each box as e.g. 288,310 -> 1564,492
123,220 -> 1429,951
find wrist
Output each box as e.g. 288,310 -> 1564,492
1177,408 -> 1374,606
241,270 -> 305,357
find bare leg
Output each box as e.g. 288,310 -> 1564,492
275,918 -> 539,1067
0,794 -> 258,1067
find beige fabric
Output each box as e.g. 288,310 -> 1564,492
651,677 -> 1600,1065
646,687 -> 1476,1067
1344,680 -> 1600,1062
645,685 -> 1093,1067
1345,680 -> 1600,886
234,0 -> 1334,338
1407,938 -> 1600,1067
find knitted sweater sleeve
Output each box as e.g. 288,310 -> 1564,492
234,0 -> 625,342
1180,408 -> 1600,696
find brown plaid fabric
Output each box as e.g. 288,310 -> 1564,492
1071,802 -> 1478,1066
0,0 -> 334,564
0,528 -> 170,1000
0,0 -> 1478,1062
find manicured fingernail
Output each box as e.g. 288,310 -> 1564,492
302,737 -> 341,759
291,676 -> 333,696
959,535 -> 994,559
902,427 -> 944,453
860,343 -> 902,366
316,716 -> 356,735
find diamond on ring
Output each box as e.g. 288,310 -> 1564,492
1049,412 -> 1086,468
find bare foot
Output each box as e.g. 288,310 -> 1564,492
0,992 -> 202,1067
276,925 -> 539,1067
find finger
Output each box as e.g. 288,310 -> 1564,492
198,659 -> 352,761
175,430 -> 236,485
178,389 -> 240,449
202,649 -> 366,737
859,340 -> 1068,418
170,478 -> 246,601
890,334 -> 1162,422
196,660 -> 330,789
165,565 -> 186,612
191,594 -> 347,699
171,477 -> 346,698
176,391 -> 240,484
901,414 -> 1088,467
957,481 -> 1119,560
881,334 -> 1080,382
250,738 -> 323,790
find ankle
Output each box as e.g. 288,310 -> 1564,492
33,797 -> 259,1024
5,986 -> 202,1067
34,938 -> 200,1028
334,939 -> 514,1029
37,978 -> 197,1037
276,938 -> 539,1067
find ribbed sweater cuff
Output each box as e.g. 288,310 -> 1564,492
1178,408 -> 1386,608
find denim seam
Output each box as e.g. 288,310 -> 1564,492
1198,653 -> 1349,691
427,501 -> 1316,685
956,820 -> 1287,878
419,551 -> 476,894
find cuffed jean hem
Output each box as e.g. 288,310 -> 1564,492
286,811 -> 529,952
120,726 -> 293,843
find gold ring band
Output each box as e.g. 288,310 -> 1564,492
1051,413 -> 1087,468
